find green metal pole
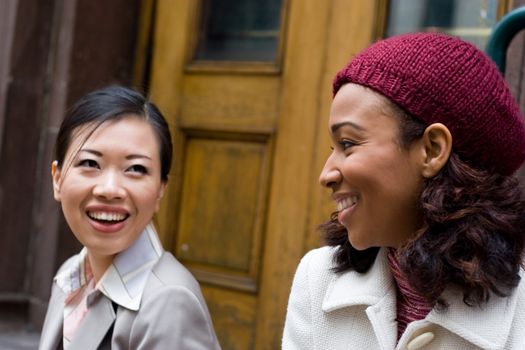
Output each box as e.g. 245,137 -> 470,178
486,6 -> 525,74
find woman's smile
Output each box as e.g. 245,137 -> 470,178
87,211 -> 128,222
334,194 -> 358,224
86,206 -> 130,233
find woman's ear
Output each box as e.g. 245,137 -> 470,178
51,161 -> 62,201
420,123 -> 452,178
155,182 -> 167,212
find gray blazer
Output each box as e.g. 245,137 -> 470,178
39,252 -> 221,349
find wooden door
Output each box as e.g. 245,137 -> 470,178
148,1 -> 379,348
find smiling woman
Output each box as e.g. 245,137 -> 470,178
52,117 -> 165,279
283,33 -> 525,350
39,86 -> 221,350
319,83 -> 424,250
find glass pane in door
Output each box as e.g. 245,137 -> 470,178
386,0 -> 503,49
194,0 -> 283,61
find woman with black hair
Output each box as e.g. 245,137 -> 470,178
39,86 -> 220,349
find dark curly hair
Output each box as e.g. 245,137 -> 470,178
322,100 -> 525,307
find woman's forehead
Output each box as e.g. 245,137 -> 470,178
69,115 -> 143,142
65,116 -> 153,156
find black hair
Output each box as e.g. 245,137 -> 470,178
55,86 -> 173,181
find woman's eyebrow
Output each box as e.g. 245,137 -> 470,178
126,154 -> 152,160
79,149 -> 102,157
330,121 -> 365,133
79,149 -> 151,160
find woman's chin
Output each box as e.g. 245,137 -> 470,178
347,233 -> 371,251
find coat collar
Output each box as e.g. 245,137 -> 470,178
321,248 -> 521,349
426,282 -> 521,349
322,249 -> 395,312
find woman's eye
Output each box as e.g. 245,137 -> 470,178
77,159 -> 99,168
127,164 -> 148,175
338,139 -> 356,150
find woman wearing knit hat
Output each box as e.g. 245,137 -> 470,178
283,32 -> 525,349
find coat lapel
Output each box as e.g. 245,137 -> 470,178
322,249 -> 398,350
39,284 -> 66,350
67,293 -> 116,350
322,249 -> 395,311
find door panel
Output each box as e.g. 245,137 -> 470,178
177,137 -> 269,292
201,286 -> 257,349
180,75 -> 278,132
149,0 -> 379,348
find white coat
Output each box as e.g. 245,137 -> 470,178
283,247 -> 525,350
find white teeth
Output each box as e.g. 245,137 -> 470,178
336,196 -> 358,211
88,211 -> 126,222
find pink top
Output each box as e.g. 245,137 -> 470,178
62,258 -> 96,347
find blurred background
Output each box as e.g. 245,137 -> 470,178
1,0 -> 525,349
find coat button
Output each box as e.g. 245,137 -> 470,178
407,332 -> 435,350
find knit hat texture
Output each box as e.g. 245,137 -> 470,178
333,32 -> 525,175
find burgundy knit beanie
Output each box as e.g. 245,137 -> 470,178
333,32 -> 525,175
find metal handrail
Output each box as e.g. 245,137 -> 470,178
486,6 -> 525,73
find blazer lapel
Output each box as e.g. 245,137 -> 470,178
68,293 -> 116,350
39,284 -> 67,350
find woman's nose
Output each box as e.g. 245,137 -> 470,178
93,171 -> 126,199
319,155 -> 341,188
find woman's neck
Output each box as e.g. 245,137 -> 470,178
86,252 -> 114,283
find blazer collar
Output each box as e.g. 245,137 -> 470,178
321,248 -> 521,349
97,223 -> 163,310
55,223 -> 163,311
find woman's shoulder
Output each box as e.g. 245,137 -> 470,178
141,252 -> 216,326
142,252 -> 206,303
121,253 -> 220,348
298,246 -> 338,270
305,245 -> 338,259
293,246 -> 339,287
54,252 -> 82,277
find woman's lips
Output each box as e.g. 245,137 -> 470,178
88,215 -> 128,233
87,211 -> 127,221
335,195 -> 358,225
85,206 -> 130,233
336,196 -> 358,211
